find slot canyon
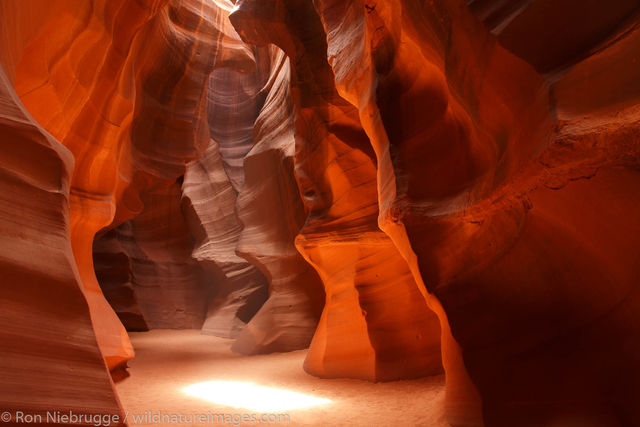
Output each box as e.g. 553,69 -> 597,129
1,0 -> 639,426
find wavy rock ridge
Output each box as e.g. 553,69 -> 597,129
2,0 -> 639,426
0,55 -> 124,425
232,46 -> 326,355
308,0 -> 640,425
231,0 -> 443,382
0,0 -> 253,418
1,0 -> 253,367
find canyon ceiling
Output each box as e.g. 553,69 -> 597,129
1,0 -> 639,426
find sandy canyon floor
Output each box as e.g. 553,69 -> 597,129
116,330 -> 447,426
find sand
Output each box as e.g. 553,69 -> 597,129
116,330 -> 447,426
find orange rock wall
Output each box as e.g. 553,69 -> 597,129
0,33 -> 123,423
1,0 -> 253,370
2,0 -> 640,425
311,0 -> 640,425
231,0 -> 443,382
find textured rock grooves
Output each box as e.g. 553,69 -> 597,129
231,47 -> 326,355
230,0 -> 443,381
1,0 -> 253,371
307,0 -> 640,425
2,0 -> 640,426
93,228 -> 149,332
95,180 -> 208,330
0,53 -> 124,424
182,53 -> 270,339
0,0 -> 253,418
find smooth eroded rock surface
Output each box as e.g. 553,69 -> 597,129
0,56 -> 123,423
2,0 -> 254,369
232,46 -> 326,355
2,1 -> 639,426
231,0 -> 443,382
312,0 -> 640,425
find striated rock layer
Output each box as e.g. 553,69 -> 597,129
231,0 -> 443,381
182,55 -> 272,338
2,0 -> 254,370
93,228 -> 149,332
2,0 -> 640,426
311,0 -> 640,425
183,138 -> 269,338
96,180 -> 208,330
0,52 -> 124,423
232,46 -> 326,355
